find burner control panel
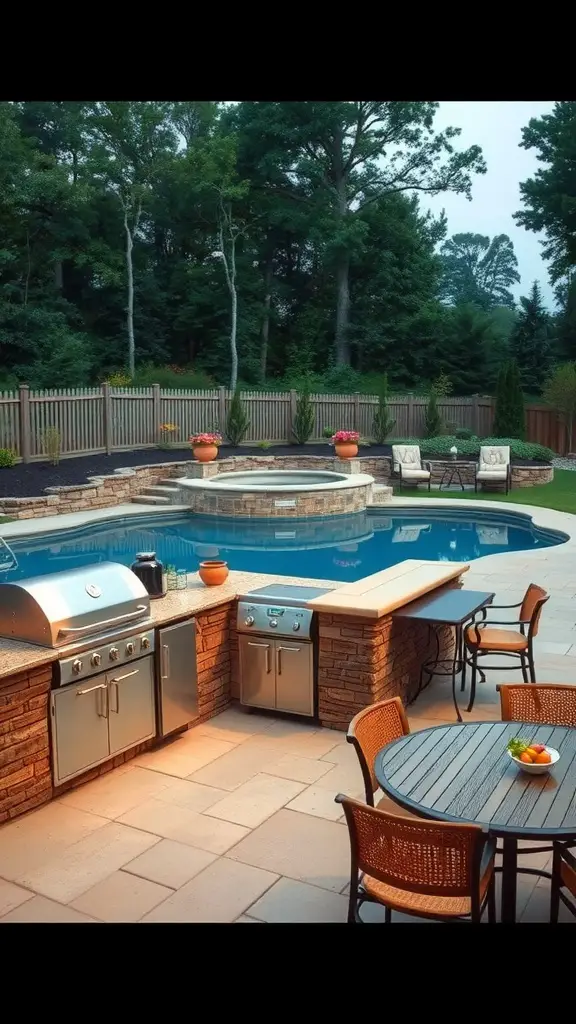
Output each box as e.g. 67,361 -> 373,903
236,602 -> 314,639
58,630 -> 155,687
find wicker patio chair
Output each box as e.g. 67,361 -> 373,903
498,682 -> 576,863
336,794 -> 497,923
550,844 -> 576,922
463,583 -> 549,712
347,698 -> 414,816
498,683 -> 576,727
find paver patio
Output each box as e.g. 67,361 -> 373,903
1,496 -> 575,924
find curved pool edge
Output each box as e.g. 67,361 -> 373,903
389,495 -> 575,567
0,502 -> 191,541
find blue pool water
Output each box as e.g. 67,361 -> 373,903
0,508 -> 566,584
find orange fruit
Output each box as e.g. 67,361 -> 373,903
520,751 -> 533,763
525,748 -> 538,760
535,750 -> 552,764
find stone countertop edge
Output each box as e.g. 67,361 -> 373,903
0,560 -> 470,679
305,559 -> 470,619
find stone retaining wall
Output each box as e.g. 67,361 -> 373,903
0,462 -> 191,520
0,454 -> 553,520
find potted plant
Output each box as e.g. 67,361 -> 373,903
332,430 -> 360,459
189,431 -> 222,463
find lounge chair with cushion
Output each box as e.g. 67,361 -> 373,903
475,445 -> 511,494
391,445 -> 431,491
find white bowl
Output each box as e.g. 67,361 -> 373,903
508,746 -> 560,775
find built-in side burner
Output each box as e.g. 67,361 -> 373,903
236,582 -> 334,719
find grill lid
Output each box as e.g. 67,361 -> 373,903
0,561 -> 150,649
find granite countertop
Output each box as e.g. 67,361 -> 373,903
0,569 -> 338,682
0,560 -> 470,681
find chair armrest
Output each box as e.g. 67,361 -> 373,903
489,601 -> 523,610
422,460 -> 432,472
468,619 -> 524,628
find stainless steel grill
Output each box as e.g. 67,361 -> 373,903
0,561 -> 151,651
0,562 -> 158,787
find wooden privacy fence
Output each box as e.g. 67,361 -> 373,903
0,385 -> 568,462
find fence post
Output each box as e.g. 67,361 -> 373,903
218,387 -> 227,434
407,394 -> 414,437
102,383 -> 112,455
353,392 -> 360,432
19,384 -> 31,463
289,390 -> 297,441
473,396 -> 481,437
152,384 -> 161,442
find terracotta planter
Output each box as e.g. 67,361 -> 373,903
193,445 -> 219,463
335,443 -> 358,459
198,560 -> 229,587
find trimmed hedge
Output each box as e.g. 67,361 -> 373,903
390,436 -> 554,463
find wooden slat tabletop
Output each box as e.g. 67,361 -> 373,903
375,722 -> 576,840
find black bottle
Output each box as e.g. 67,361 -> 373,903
130,552 -> 166,599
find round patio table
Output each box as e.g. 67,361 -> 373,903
375,721 -> 576,924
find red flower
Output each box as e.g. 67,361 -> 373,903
331,430 -> 360,444
189,432 -> 222,446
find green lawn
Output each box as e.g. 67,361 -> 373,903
399,469 -> 576,516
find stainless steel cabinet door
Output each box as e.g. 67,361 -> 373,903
108,656 -> 155,755
51,678 -> 110,785
274,641 -> 314,717
158,619 -> 198,735
239,636 -> 275,710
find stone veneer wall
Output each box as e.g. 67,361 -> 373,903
0,663 -> 52,823
185,483 -> 373,518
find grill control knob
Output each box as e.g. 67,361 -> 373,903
140,636 -> 151,650
269,619 -> 278,628
72,658 -> 83,674
90,653 -> 102,668
292,621 -> 301,631
109,647 -> 119,661
126,642 -> 135,656
244,616 -> 255,627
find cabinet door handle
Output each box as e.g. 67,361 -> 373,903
161,644 -> 170,680
76,682 -> 108,718
110,681 -> 119,714
248,641 -> 271,673
109,670 -> 139,683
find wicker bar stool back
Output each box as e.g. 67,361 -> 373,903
347,697 -> 410,805
498,683 -> 576,727
336,794 -> 497,923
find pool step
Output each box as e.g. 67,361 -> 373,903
369,485 -> 393,506
146,485 -> 181,497
131,494 -> 172,506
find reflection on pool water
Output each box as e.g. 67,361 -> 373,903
0,507 -> 567,584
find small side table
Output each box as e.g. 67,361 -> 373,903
392,588 -> 495,720
437,460 -> 473,491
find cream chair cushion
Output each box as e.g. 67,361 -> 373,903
478,445 -> 510,474
392,445 -> 430,479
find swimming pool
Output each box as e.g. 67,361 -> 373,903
0,507 -> 567,584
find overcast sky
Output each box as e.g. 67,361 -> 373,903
422,101 -> 556,309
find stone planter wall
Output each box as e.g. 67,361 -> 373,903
0,454 -> 553,520
0,462 -> 192,520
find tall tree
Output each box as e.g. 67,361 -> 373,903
85,101 -> 178,376
234,101 -> 485,365
439,232 -> 520,309
515,102 -> 576,284
509,281 -> 553,392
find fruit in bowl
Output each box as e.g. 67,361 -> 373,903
507,737 -> 560,775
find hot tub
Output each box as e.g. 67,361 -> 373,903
177,469 -> 375,518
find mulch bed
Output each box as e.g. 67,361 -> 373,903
0,445 -> 550,499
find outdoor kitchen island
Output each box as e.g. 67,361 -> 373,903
0,559 -> 468,824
